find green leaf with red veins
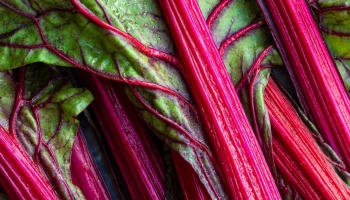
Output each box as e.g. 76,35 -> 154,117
207,0 -> 266,46
0,0 -> 226,198
0,72 -> 15,131
95,0 -> 175,53
317,0 -> 350,7
0,65 -> 93,200
311,0 -> 350,91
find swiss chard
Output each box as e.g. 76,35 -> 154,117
310,1 -> 350,91
79,72 -> 167,200
207,0 -> 350,199
265,80 -> 350,200
82,71 -> 216,200
71,130 -> 111,200
172,151 -> 211,200
0,0 -> 231,198
258,0 -> 350,171
0,116 -> 58,200
0,63 -> 112,200
158,1 -> 280,199
2,0 -> 350,200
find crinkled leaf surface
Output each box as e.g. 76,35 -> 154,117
0,64 -> 93,200
0,0 -> 225,198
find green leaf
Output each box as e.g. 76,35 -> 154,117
0,0 -> 225,198
0,64 -> 93,200
317,0 -> 350,7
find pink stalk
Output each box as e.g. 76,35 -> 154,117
258,0 -> 350,169
81,72 -> 217,200
172,152 -> 211,200
79,72 -> 165,200
265,80 -> 350,200
71,130 -> 111,200
158,1 -> 281,199
0,126 -> 58,200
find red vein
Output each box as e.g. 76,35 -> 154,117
9,67 -> 26,135
122,77 -> 221,198
94,0 -> 112,25
194,149 -> 220,199
112,56 -> 220,196
7,68 -> 76,199
206,0 -> 232,28
30,100 -> 75,200
317,5 -> 350,13
0,0 -> 194,116
0,42 -> 46,49
113,59 -> 211,157
309,0 -> 318,5
70,0 -> 180,67
236,45 -> 273,91
219,21 -> 265,55
319,26 -> 350,37
0,0 -> 35,19
44,43 -> 192,104
130,85 -> 213,158
131,83 -> 219,198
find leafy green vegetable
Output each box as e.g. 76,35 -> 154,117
0,64 -> 93,199
2,0 -> 349,199
207,0 -> 350,199
0,0 -> 224,198
159,0 -> 281,199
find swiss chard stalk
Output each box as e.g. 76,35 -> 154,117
206,0 -> 350,198
265,80 -> 350,200
309,1 -> 350,99
0,64 -> 112,200
70,130 -> 111,200
257,0 -> 350,169
79,72 -> 166,200
172,151 -> 211,200
158,0 -> 281,199
81,70 -> 217,200
0,124 -> 58,200
0,1 -> 227,198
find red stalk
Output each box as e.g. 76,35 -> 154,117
158,1 -> 281,199
84,74 -> 220,200
79,72 -> 166,200
258,0 -> 350,169
71,130 -> 111,200
172,152 -> 211,200
0,126 -> 58,200
265,80 -> 350,200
